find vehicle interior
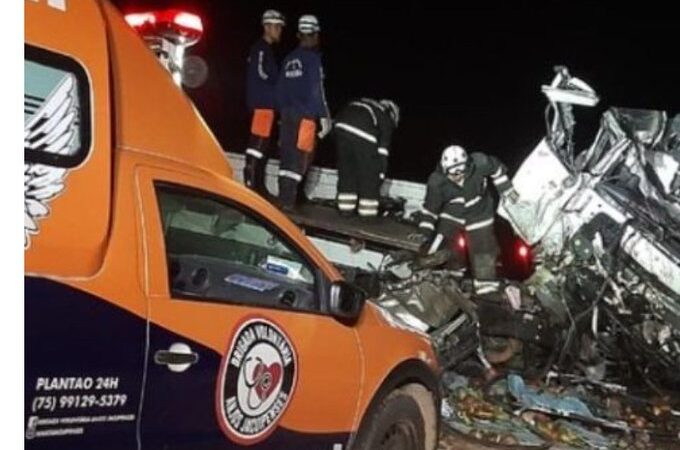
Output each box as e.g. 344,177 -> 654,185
156,187 -> 319,312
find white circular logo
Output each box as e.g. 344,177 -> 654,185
217,318 -> 297,445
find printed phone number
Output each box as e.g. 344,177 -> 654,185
32,394 -> 128,413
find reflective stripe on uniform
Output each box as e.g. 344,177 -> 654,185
449,197 -> 465,204
335,122 -> 378,143
359,199 -> 379,207
466,218 -> 494,230
358,207 -> 378,216
350,102 -> 378,126
475,285 -> 499,294
474,279 -> 501,294
491,167 -> 504,178
361,98 -> 385,112
338,192 -> 357,211
493,175 -> 509,185
440,213 -> 465,224
358,206 -> 378,213
338,203 -> 356,211
465,196 -> 481,207
419,221 -> 435,230
422,209 -> 438,218
279,170 -> 302,182
378,147 -> 389,156
246,148 -> 264,159
474,280 -> 500,287
257,51 -> 268,80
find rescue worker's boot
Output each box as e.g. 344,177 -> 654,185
244,153 -> 269,197
243,154 -> 259,187
243,155 -> 256,189
295,179 -> 310,205
277,177 -> 298,212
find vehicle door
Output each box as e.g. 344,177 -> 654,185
135,167 -> 363,450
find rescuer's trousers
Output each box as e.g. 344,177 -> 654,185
244,108 -> 275,196
335,131 -> 383,217
278,110 -> 317,210
429,202 -> 500,293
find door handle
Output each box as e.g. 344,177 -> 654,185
154,342 -> 199,373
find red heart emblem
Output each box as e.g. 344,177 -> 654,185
252,362 -> 283,402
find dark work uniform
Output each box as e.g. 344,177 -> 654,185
334,98 -> 395,216
275,46 -> 329,208
418,153 -> 512,290
244,38 -> 279,195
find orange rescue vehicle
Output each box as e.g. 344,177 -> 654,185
24,1 -> 441,449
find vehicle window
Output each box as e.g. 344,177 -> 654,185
25,45 -> 91,168
156,185 -> 319,312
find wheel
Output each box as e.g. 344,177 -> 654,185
352,384 -> 437,450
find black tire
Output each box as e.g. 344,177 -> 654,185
352,389 -> 428,450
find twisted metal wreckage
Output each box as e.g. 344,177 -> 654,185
226,65 -> 680,447
370,67 -> 680,448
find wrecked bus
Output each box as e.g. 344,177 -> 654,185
499,67 -> 680,387
24,1 -> 441,449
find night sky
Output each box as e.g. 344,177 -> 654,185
112,0 -> 679,181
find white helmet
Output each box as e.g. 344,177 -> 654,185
298,15 -> 320,34
441,145 -> 468,175
379,99 -> 400,126
262,9 -> 285,26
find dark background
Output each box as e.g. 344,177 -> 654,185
112,0 -> 679,181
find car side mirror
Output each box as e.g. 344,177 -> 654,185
329,281 -> 366,322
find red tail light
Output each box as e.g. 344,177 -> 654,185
518,243 -> 530,259
457,235 -> 466,250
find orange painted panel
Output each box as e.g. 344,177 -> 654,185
25,0 -> 112,276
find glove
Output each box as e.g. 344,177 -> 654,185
318,117 -> 332,139
504,188 -> 520,204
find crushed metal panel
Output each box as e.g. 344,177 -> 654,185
646,150 -> 680,195
619,225 -> 680,302
498,140 -> 578,244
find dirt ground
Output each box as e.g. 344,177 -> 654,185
437,430 -> 536,450
437,429 -> 680,450
437,430 -> 500,450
